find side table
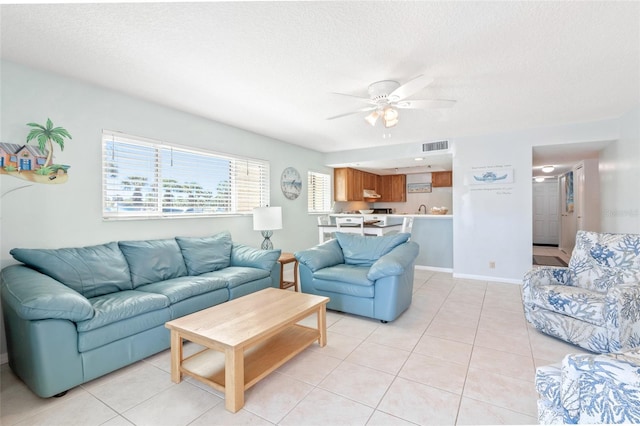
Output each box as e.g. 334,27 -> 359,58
278,252 -> 299,292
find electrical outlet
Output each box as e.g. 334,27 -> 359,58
489,261 -> 496,269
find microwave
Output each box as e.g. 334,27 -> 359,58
372,208 -> 393,214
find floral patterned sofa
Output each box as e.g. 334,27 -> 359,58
536,348 -> 640,424
522,230 -> 640,353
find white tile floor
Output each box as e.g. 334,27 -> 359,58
1,265 -> 588,426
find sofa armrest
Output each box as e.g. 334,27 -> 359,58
1,265 -> 94,322
605,284 -> 640,352
230,243 -> 281,271
560,349 -> 640,424
295,239 -> 344,272
368,241 -> 419,281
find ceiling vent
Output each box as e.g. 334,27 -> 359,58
422,140 -> 449,152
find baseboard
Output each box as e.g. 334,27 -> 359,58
452,272 -> 522,285
415,265 -> 453,273
1,352 -> 8,365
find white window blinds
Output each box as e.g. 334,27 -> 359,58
102,131 -> 269,219
307,171 -> 331,213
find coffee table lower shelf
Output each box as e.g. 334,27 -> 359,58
180,324 -> 319,393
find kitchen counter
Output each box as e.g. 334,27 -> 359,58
389,214 -> 452,218
328,213 -> 452,270
331,213 -> 452,218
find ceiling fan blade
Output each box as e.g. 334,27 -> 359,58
388,75 -> 434,101
327,106 -> 377,120
331,92 -> 374,104
394,99 -> 456,109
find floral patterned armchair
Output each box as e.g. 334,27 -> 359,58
536,348 -> 640,424
522,231 -> 640,353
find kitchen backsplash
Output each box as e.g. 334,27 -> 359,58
333,186 -> 452,214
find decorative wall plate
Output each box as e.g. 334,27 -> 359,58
280,167 -> 302,200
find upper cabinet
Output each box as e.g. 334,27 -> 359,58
378,174 -> 406,202
362,171 -> 378,191
334,168 -> 405,202
431,171 -> 452,187
334,168 -> 363,201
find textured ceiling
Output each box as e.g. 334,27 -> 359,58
1,1 -> 639,163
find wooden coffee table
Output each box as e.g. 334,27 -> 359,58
165,287 -> 329,412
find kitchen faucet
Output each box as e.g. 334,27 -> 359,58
418,204 -> 427,214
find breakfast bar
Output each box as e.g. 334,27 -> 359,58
324,213 -> 453,270
317,221 -> 402,243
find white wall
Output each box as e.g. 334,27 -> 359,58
600,107 -> 640,233
0,61 -> 330,265
452,118 -> 623,283
0,61 -> 331,359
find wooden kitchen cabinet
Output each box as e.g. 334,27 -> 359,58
378,174 -> 406,202
362,172 -> 378,191
334,168 -> 363,201
334,168 -> 404,202
431,171 -> 452,187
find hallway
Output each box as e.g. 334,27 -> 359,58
532,245 -> 570,266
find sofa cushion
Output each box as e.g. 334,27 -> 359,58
136,275 -> 228,304
230,244 -> 280,271
175,232 -> 233,275
78,308 -> 170,352
10,242 -> 133,298
532,285 -> 607,326
77,290 -> 170,332
336,232 -> 411,266
202,266 -> 271,289
118,239 -> 188,287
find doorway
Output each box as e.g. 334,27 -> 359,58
533,179 -> 559,245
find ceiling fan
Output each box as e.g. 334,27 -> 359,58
327,75 -> 456,128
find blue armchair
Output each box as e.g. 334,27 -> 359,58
294,232 -> 419,322
522,230 -> 640,353
536,348 -> 640,424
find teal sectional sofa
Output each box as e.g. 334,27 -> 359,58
295,232 -> 419,322
0,231 -> 281,398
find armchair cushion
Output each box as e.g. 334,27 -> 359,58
10,242 -> 132,298
569,231 -> 640,292
532,285 -> 607,325
314,264 -> 372,287
176,231 -> 232,275
335,232 -> 410,266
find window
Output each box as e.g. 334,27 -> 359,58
102,131 -> 269,219
308,171 -> 331,213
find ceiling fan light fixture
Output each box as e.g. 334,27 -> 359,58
541,165 -> 555,173
382,107 -> 399,128
365,110 -> 380,126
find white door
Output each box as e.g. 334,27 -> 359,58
533,181 -> 559,245
559,172 -> 576,255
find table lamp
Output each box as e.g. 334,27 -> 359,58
252,206 -> 282,250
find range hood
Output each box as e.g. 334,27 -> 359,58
363,189 -> 381,198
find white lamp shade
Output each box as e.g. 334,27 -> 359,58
253,206 -> 283,231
